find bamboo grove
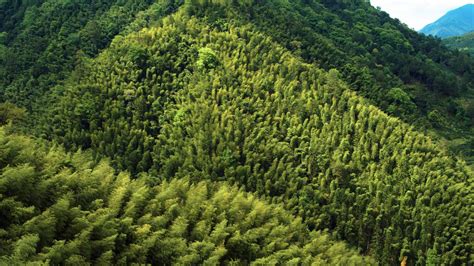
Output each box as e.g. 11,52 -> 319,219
0,128 -> 370,264
0,0 -> 473,265
41,13 -> 473,265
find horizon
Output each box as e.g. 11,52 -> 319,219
370,1 -> 474,30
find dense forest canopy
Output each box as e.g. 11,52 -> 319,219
444,31 -> 474,56
0,127 -> 371,264
2,0 -> 474,163
0,0 -> 473,265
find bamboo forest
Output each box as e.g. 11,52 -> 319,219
0,0 -> 473,265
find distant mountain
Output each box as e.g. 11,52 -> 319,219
444,31 -> 474,55
420,4 -> 474,38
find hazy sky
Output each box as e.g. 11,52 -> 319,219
370,0 -> 474,30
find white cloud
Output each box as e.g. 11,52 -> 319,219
370,0 -> 474,30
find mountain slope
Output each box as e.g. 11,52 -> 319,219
5,0 -> 474,165
0,128 -> 371,264
420,4 -> 474,38
203,0 -> 474,163
0,0 -> 473,265
444,31 -> 474,56
44,9 -> 473,265
0,0 -> 180,105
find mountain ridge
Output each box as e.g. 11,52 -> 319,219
420,4 -> 474,38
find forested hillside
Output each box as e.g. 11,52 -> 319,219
444,31 -> 474,56
2,0 -> 474,163
0,0 -> 181,105
0,127 -> 371,264
43,7 -> 472,265
0,0 -> 473,265
189,0 -> 474,164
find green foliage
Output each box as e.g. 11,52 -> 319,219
426,248 -> 441,266
45,14 -> 473,265
5,0 -> 472,165
0,128 -> 371,264
0,102 -> 26,125
387,87 -> 416,116
1,1 -> 474,265
0,0 -> 177,107
0,32 -> 6,44
197,47 -> 219,70
443,31 -> 474,56
428,110 -> 448,128
186,0 -> 474,158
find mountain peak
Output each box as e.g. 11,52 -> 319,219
420,4 -> 474,38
